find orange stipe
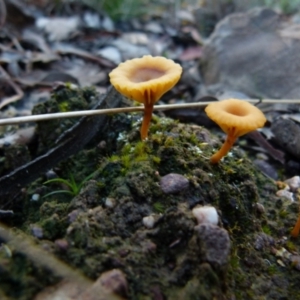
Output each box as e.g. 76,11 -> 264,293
291,215 -> 300,237
140,103 -> 154,140
210,135 -> 237,164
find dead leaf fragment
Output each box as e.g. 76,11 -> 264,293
36,16 -> 80,41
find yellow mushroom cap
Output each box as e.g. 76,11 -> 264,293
205,99 -> 266,137
109,55 -> 182,105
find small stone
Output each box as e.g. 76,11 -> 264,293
55,239 -> 69,251
141,240 -> 157,254
253,159 -> 278,180
143,215 -> 155,229
276,189 -> 294,202
254,203 -> 265,215
68,209 -> 80,223
31,193 -> 40,201
98,140 -> 106,149
90,269 -> 128,298
45,169 -> 57,180
105,197 -> 116,208
160,173 -> 189,194
195,223 -> 230,267
30,225 -> 43,239
192,205 -> 218,225
254,233 -> 274,251
284,176 -> 300,192
290,255 -> 300,271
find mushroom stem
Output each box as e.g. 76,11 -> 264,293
291,215 -> 300,237
210,134 -> 237,164
140,103 -> 154,140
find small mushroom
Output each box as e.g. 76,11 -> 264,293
205,99 -> 266,164
291,215 -> 300,238
109,55 -> 182,140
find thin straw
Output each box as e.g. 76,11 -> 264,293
0,98 -> 299,126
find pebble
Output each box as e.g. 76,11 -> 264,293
31,194 -> 40,201
276,189 -> 294,202
30,225 -> 43,239
254,233 -> 274,251
68,209 -> 80,223
291,255 -> 300,271
254,203 -> 265,215
54,239 -> 69,251
142,215 -> 155,229
284,176 -> 300,192
92,269 -> 128,298
105,197 -> 116,208
195,223 -> 230,267
192,205 -> 218,225
160,173 -> 189,194
253,159 -> 278,180
45,169 -> 58,180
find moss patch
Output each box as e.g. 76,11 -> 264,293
1,110 -> 300,299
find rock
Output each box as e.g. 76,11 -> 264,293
160,173 -> 189,194
195,223 -> 230,267
143,215 -> 155,229
192,205 -> 219,225
89,269 -> 128,298
276,189 -> 294,202
201,7 -> 300,98
105,197 -> 116,208
31,193 -> 40,201
54,239 -> 69,251
253,159 -> 278,180
271,118 -> 300,159
284,176 -> 300,192
30,225 -> 43,239
254,233 -> 274,251
291,255 -> 300,271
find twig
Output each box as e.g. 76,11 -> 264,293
0,98 -> 300,126
0,209 -> 13,216
0,66 -> 24,109
247,131 -> 285,164
0,86 -> 123,197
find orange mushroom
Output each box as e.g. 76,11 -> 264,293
291,215 -> 300,237
109,55 -> 182,140
205,99 -> 266,164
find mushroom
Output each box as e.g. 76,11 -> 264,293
291,215 -> 300,237
205,99 -> 266,164
109,55 -> 182,140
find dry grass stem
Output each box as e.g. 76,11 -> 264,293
0,98 -> 299,126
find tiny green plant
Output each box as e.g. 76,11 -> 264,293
43,172 -> 96,198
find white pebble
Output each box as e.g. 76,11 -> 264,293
31,194 -> 40,201
284,176 -> 300,192
105,198 -> 116,208
276,189 -> 294,202
142,215 -> 155,229
192,205 -> 218,225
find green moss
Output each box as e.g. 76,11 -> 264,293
4,110 -> 300,300
153,202 -> 165,213
152,155 -> 161,164
32,85 -> 97,150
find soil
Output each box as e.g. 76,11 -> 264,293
1,85 -> 300,299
